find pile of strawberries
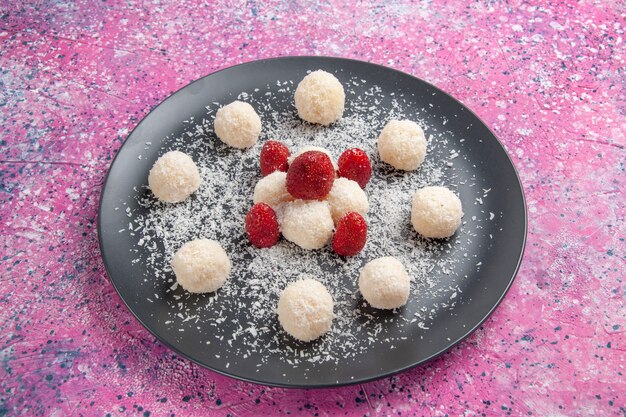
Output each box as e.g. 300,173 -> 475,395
245,140 -> 372,256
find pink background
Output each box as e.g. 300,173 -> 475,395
1,1 -> 624,416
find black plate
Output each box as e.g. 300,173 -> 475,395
98,57 -> 526,388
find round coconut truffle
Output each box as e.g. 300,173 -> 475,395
253,171 -> 293,209
294,70 -> 345,125
411,186 -> 463,238
277,278 -> 334,342
171,239 -> 231,294
288,146 -> 338,171
279,200 -> 334,250
377,120 -> 427,171
325,177 -> 369,223
214,101 -> 261,149
148,150 -> 201,203
359,257 -> 410,309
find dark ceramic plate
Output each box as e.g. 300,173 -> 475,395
98,57 -> 526,388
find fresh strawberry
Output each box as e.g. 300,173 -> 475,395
260,140 -> 291,177
332,212 -> 367,256
337,148 -> 372,188
286,151 -> 335,200
245,203 -> 280,248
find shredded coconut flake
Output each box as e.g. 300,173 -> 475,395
124,77 -> 489,368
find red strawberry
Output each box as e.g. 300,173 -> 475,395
337,148 -> 372,188
286,151 -> 335,200
333,212 -> 367,256
245,203 -> 280,248
260,140 -> 291,176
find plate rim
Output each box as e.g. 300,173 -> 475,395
97,55 -> 527,389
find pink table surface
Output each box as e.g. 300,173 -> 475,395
1,1 -> 624,416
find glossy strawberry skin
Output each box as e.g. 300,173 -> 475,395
286,151 -> 335,200
333,212 -> 367,256
245,203 -> 280,248
260,140 -> 290,177
338,148 -> 372,189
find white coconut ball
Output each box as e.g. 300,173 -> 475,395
214,101 -> 261,149
359,257 -> 410,309
277,278 -> 334,342
325,177 -> 369,223
148,150 -> 201,203
411,186 -> 463,238
171,239 -> 231,294
278,200 -> 334,250
377,120 -> 427,171
288,145 -> 338,171
253,171 -> 293,209
294,70 -> 345,125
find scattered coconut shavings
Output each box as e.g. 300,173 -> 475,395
122,76 -> 491,369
